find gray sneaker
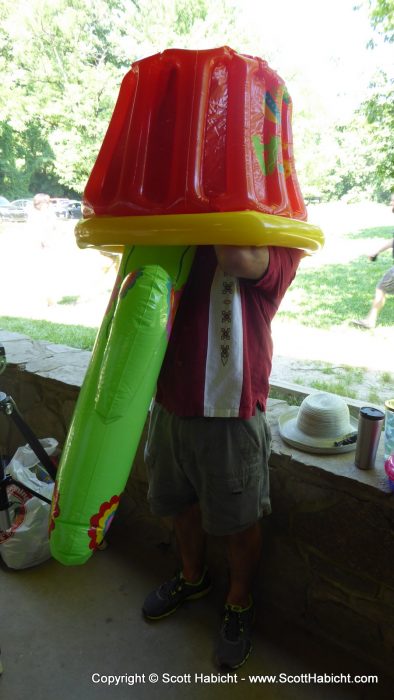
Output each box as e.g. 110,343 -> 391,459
216,599 -> 255,669
142,570 -> 212,620
351,319 -> 375,329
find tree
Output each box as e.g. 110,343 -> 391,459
0,0 -> 243,196
1,0 -> 390,201
360,0 -> 394,198
367,0 -> 394,42
360,71 -> 394,198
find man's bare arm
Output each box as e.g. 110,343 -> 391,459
214,245 -> 270,280
369,240 -> 394,260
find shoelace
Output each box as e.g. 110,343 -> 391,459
223,606 -> 245,642
157,574 -> 184,599
171,579 -> 185,597
160,571 -> 207,599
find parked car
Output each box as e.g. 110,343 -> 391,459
10,198 -> 34,217
0,196 -> 27,222
53,199 -> 82,220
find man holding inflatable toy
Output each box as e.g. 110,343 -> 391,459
142,241 -> 303,669
49,47 -> 323,670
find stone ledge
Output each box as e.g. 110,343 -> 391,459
0,330 -> 391,495
0,330 -> 91,387
268,400 -> 391,497
0,331 -> 91,453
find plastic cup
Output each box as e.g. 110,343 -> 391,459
384,399 -> 394,461
384,455 -> 394,492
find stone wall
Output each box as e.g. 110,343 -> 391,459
0,332 -> 89,455
123,402 -> 394,677
263,423 -> 394,675
1,331 -> 393,676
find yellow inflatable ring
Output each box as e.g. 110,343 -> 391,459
75,210 -> 324,255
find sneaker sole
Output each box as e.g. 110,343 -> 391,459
143,584 -> 212,621
216,642 -> 252,670
216,606 -> 255,670
351,321 -> 374,329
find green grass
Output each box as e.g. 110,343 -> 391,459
317,364 -> 337,376
308,379 -> 358,399
293,368 -> 363,400
290,360 -> 394,405
58,295 -> 80,306
277,223 -> 393,329
0,316 -> 97,350
268,387 -> 303,405
293,364 -> 366,385
348,226 -> 393,240
368,389 -> 382,404
279,256 -> 392,328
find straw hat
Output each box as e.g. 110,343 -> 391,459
278,392 -> 358,454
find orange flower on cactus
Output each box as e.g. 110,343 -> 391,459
88,495 -> 120,550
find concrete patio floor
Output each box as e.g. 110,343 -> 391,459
0,527 -> 392,700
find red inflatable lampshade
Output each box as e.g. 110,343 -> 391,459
84,46 -> 306,221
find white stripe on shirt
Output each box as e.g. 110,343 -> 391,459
203,267 -> 244,417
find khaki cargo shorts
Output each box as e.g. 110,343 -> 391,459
377,266 -> 394,295
144,402 -> 272,536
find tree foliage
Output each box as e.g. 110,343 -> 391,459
295,0 -> 393,203
368,0 -> 394,41
0,0 -> 244,197
360,0 -> 394,197
360,72 -> 394,195
0,0 -> 392,201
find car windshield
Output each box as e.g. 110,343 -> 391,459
0,196 -> 10,206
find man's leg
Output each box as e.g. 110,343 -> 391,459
364,288 -> 386,327
225,522 -> 262,607
215,523 -> 262,669
173,502 -> 206,582
142,502 -> 211,619
353,288 -> 386,329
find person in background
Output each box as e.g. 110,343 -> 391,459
27,193 -> 58,306
353,195 -> 394,329
28,193 -> 56,247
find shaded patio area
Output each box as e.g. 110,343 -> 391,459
1,523 -> 392,700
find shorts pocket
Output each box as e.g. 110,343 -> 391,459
204,468 -> 265,535
233,419 -> 264,469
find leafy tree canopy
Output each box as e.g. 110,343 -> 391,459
0,0 -> 246,196
368,0 -> 394,41
0,0 -> 392,202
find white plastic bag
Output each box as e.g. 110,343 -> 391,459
0,439 -> 57,569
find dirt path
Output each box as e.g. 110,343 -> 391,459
270,319 -> 394,404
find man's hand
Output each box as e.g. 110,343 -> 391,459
368,240 -> 393,261
214,245 -> 269,280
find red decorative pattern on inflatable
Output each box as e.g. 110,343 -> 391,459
105,272 -> 123,316
120,269 -> 143,299
48,482 -> 60,534
88,495 -> 120,549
